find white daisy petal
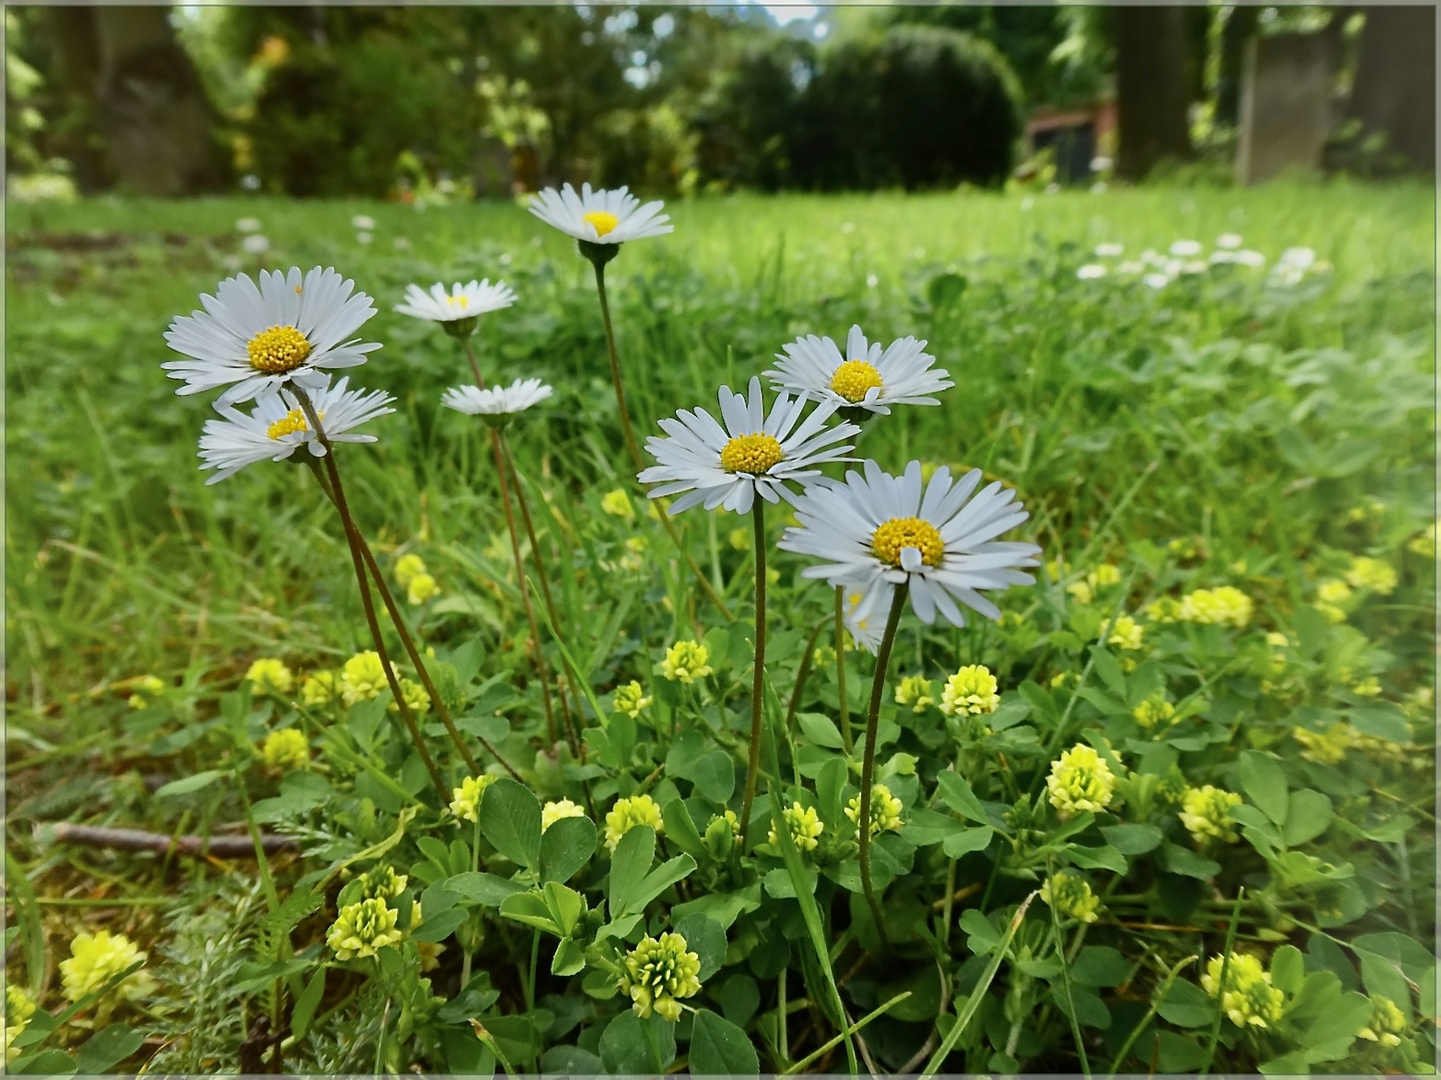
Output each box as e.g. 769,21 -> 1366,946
528,182 -> 672,246
395,279 -> 517,323
441,378 -> 554,420
765,324 -> 952,414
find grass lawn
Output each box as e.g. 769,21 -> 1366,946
5,180 -> 1436,1074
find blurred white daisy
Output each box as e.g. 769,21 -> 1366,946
395,279 -> 517,324
1234,250 -> 1267,268
241,234 -> 270,255
1118,260 -> 1145,275
638,376 -> 858,516
765,325 -> 952,416
235,217 -> 262,234
441,377 -> 553,424
1169,239 -> 1202,257
778,459 -> 1041,627
1142,273 -> 1171,289
198,376 -> 394,484
1094,243 -> 1124,258
163,266 -> 380,407
1076,264 -> 1106,280
352,214 -> 376,230
528,182 -> 671,245
1216,233 -> 1243,249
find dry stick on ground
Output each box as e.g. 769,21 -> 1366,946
40,823 -> 296,857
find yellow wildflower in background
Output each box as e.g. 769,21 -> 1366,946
1317,579 -> 1353,604
661,641 -> 713,683
450,774 -> 498,823
1046,744 -> 1116,817
127,675 -> 166,710
1345,555 -> 1397,595
894,675 -> 934,712
5,984 -> 35,1062
1066,580 -> 1094,606
406,572 -> 439,605
386,678 -> 430,716
768,801 -> 823,852
358,865 -> 408,900
340,650 -> 391,705
844,784 -> 903,837
300,670 -> 340,707
1292,724 -> 1349,765
1358,996 -> 1408,1047
1106,615 -> 1145,652
542,799 -> 585,832
600,489 -> 635,521
940,665 -> 1000,716
246,657 -> 293,695
60,930 -> 152,1005
327,898 -> 403,961
1178,586 -> 1253,628
1145,596 -> 1182,623
605,794 -> 663,853
395,553 -> 427,589
1039,871 -> 1100,924
1178,785 -> 1242,844
1351,676 -> 1381,698
620,535 -> 649,573
727,526 -> 749,551
1132,693 -> 1176,729
1406,522 -> 1435,559
261,728 -> 309,771
1089,564 -> 1121,588
618,932 -> 702,1022
612,680 -> 652,718
1202,953 -> 1284,1029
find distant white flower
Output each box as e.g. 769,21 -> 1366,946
1180,261 -> 1207,275
1277,247 -> 1316,271
236,217 -> 262,234
638,376 -> 858,516
352,215 -> 376,231
1209,250 -> 1238,265
241,234 -> 271,255
778,460 -> 1041,628
528,182 -> 671,245
198,376 -> 394,484
1216,233 -> 1243,249
1170,240 -> 1202,257
1094,243 -> 1124,258
393,237 -> 412,251
1143,273 -> 1171,290
1045,182 -> 1061,195
1090,156 -> 1113,172
1076,264 -> 1106,280
865,273 -> 879,288
1140,248 -> 1161,265
1090,181 -> 1108,194
396,279 -> 517,324
356,232 -> 373,245
1118,261 -> 1145,275
441,378 -> 553,422
766,325 -> 952,416
163,266 -> 381,407
1234,250 -> 1267,268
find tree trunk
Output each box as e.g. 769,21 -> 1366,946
1114,5 -> 1194,181
1344,6 -> 1436,173
1216,5 -> 1260,127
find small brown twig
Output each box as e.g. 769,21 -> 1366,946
39,822 -> 295,857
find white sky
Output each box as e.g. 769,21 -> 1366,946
764,4 -> 821,25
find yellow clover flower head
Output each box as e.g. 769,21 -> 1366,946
542,798 -> 585,832
386,677 -> 430,716
327,897 -> 403,961
1039,871 -> 1100,924
1201,953 -> 1284,1029
617,932 -> 702,1022
1345,555 -> 1397,595
1292,723 -> 1349,765
1317,579 -> 1353,604
600,488 -> 635,521
768,801 -> 823,852
1179,586 -> 1253,628
605,794 -> 663,853
1066,580 -> 1094,606
1132,693 -> 1176,729
1406,522 -> 1435,560
395,553 -> 427,589
940,665 -> 1000,717
5,984 -> 36,1061
1145,596 -> 1182,624
300,670 -> 340,707
1046,744 -> 1116,817
406,572 -> 440,606
1358,996 -> 1408,1047
60,929 -> 152,1005
612,680 -> 653,719
126,674 -> 167,710
661,641 -> 713,684
358,865 -> 409,900
894,675 -> 934,713
246,657 -> 294,696
450,774 -> 498,824
1088,564 -> 1122,588
844,784 -> 904,837
1178,785 -> 1242,845
261,728 -> 309,771
341,650 -> 391,706
727,526 -> 749,551
1106,614 -> 1145,652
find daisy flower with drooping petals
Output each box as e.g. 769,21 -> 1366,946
394,279 -> 517,326
164,266 -> 381,406
637,377 -> 859,516
778,460 -> 1041,627
765,325 -> 953,416
441,378 -> 553,426
198,376 -> 395,484
529,182 -> 672,246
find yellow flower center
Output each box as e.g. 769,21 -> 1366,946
830,359 -> 884,403
584,211 -> 620,238
719,432 -> 783,474
445,295 -> 470,310
872,516 -> 944,568
265,408 -> 321,440
246,324 -> 312,374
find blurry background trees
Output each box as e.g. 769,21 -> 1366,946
4,3 -> 1432,200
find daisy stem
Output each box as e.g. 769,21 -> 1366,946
834,585 -> 853,756
591,260 -> 734,622
859,585 -> 907,947
739,498 -> 768,838
783,614 -> 831,733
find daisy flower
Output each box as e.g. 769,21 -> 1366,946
395,279 -> 517,328
198,377 -> 395,484
164,266 -> 381,406
637,376 -> 859,516
528,182 -> 672,246
441,377 -> 553,426
766,326 -> 953,416
779,460 -> 1041,627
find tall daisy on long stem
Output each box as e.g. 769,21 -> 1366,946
780,460 -> 1041,937
639,377 -> 859,834
529,183 -> 733,621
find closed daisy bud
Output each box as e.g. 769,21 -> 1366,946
768,801 -> 823,852
1345,555 -> 1397,595
300,670 -> 341,707
940,665 -> 1000,716
450,774 -> 498,823
894,675 -> 934,712
1178,785 -> 1242,844
617,932 -> 702,1022
1046,744 -> 1116,817
1039,871 -> 1100,923
246,657 -> 294,696
1201,953 -> 1283,1029
845,784 -> 903,837
542,799 -> 585,832
661,641 -> 713,683
327,897 -> 403,961
60,930 -> 153,1005
261,728 -> 309,771
605,794 -> 663,853
612,680 -> 653,718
